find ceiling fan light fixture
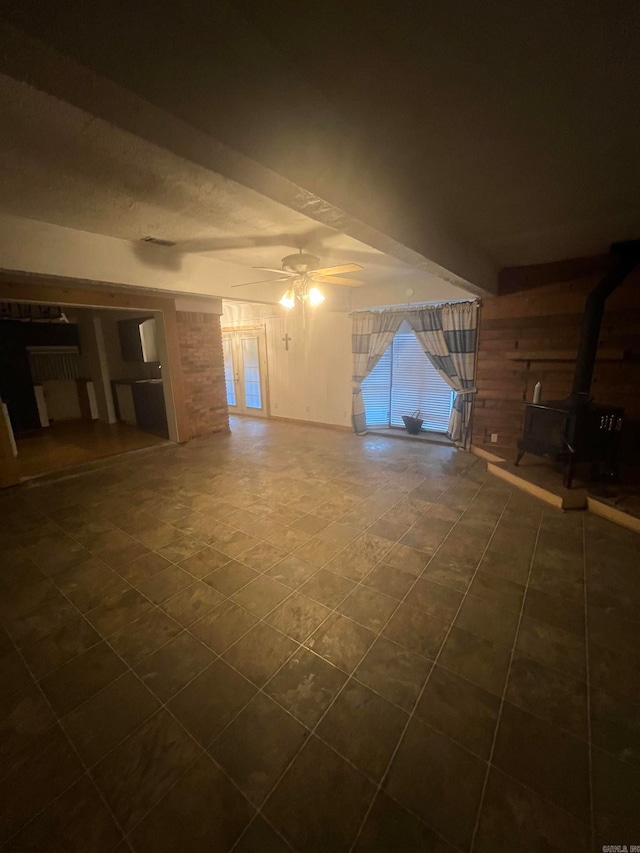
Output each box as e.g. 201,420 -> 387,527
308,286 -> 325,306
279,289 -> 295,309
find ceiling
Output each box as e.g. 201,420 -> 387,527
0,73 -> 452,298
231,0 -> 640,266
0,0 -> 638,287
0,74 -> 316,262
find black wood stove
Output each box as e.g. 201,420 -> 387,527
515,240 -> 640,488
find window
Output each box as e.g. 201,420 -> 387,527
362,331 -> 454,432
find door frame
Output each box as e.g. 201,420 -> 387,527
221,325 -> 270,418
0,280 -> 188,485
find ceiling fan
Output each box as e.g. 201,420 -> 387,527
231,250 -> 363,309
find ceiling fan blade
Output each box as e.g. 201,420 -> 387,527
312,263 -> 363,276
252,266 -> 295,275
313,275 -> 364,287
231,277 -> 290,288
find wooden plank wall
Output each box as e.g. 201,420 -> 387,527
473,267 -> 640,456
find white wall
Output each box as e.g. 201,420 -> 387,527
222,302 -> 352,428
76,312 -> 116,423
0,213 -> 270,299
349,277 -> 468,310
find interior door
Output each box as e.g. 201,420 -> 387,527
222,329 -> 269,417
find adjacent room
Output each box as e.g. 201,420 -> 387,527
0,3 -> 638,852
0,302 -> 173,481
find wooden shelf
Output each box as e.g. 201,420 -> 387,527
504,348 -> 623,362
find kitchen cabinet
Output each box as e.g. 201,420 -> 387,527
117,317 -> 158,363
112,379 -> 168,437
133,381 -> 168,435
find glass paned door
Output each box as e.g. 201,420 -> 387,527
241,336 -> 262,409
222,330 -> 269,416
222,338 -> 236,407
361,332 -> 454,433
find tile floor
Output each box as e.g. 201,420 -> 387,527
1,416 -> 639,852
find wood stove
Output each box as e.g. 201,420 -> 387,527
515,240 -> 639,488
516,399 -> 623,488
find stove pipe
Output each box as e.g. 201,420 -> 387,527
571,239 -> 640,400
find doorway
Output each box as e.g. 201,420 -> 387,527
222,329 -> 269,417
0,299 -> 176,484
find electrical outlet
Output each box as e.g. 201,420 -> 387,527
490,433 -> 498,443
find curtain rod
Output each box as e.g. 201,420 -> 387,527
349,298 -> 478,316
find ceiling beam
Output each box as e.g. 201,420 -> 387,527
0,18 -> 497,296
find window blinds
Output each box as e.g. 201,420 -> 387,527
27,350 -> 81,383
361,333 -> 454,433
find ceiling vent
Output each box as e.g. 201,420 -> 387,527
140,236 -> 175,247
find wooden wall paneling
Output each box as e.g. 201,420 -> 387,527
498,254 -> 610,296
474,267 -> 640,455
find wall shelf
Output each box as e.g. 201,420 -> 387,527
504,348 -> 623,362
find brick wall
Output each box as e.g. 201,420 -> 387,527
175,311 -> 229,440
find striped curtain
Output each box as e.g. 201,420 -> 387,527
352,311 -> 405,434
406,301 -> 478,449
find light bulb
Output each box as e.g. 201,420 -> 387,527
279,289 -> 295,309
308,286 -> 325,307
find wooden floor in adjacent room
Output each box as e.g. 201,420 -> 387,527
15,420 -> 169,480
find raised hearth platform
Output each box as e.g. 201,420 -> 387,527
472,445 -> 640,533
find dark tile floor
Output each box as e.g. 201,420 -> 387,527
1,417 -> 639,852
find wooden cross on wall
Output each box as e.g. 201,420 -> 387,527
282,333 -> 292,351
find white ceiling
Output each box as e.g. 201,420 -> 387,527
0,73 -> 452,299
